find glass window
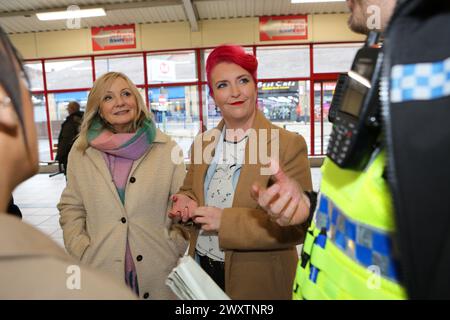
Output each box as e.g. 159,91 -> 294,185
313,43 -> 362,73
258,80 -> 312,155
148,85 -> 199,158
45,58 -> 93,90
137,87 -> 147,109
47,91 -> 88,155
202,85 -> 222,130
314,81 -> 336,155
24,62 -> 44,91
257,46 -> 310,79
95,54 -> 144,85
147,51 -> 197,84
32,94 -> 51,162
204,80 -> 313,154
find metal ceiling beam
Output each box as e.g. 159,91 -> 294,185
181,0 -> 199,32
0,0 -> 180,18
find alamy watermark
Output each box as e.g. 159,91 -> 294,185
170,128 -> 280,176
366,5 -> 382,31
66,265 -> 81,290
366,265 -> 381,290
66,5 -> 81,30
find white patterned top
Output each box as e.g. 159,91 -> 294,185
196,133 -> 248,261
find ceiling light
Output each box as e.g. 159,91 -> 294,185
291,0 -> 345,3
36,8 -> 106,21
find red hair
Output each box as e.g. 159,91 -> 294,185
206,45 -> 258,95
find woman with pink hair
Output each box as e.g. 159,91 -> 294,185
169,44 -> 313,299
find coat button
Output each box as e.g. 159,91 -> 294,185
137,255 -> 143,262
130,177 -> 136,183
121,217 -> 126,224
143,292 -> 149,299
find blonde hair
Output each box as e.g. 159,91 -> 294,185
77,72 -> 152,151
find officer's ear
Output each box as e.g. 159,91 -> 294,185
0,90 -> 19,135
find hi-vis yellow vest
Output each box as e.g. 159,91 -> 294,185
293,151 -> 406,300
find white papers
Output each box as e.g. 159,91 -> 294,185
166,256 -> 230,300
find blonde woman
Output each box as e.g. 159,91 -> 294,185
58,72 -> 188,299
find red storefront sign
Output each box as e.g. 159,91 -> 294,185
259,15 -> 308,41
91,24 -> 136,51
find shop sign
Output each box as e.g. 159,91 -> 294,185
258,81 -> 298,91
92,24 -> 136,51
259,15 -> 308,41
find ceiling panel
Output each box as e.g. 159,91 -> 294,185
196,0 -> 349,18
0,0 -> 349,34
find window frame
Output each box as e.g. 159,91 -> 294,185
25,41 -> 363,160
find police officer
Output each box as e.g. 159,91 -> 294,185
253,0 -> 450,300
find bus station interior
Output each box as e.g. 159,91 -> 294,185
1,0 -> 365,250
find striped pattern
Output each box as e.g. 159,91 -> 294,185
312,194 -> 402,283
391,57 -> 450,103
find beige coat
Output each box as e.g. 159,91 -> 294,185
58,129 -> 188,300
179,110 -> 313,300
0,214 -> 136,299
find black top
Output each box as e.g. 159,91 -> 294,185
56,111 -> 84,172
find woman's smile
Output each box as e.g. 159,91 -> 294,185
113,109 -> 131,116
229,100 -> 245,106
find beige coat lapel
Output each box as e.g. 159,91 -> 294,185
194,125 -> 222,206
233,110 -> 276,208
85,147 -> 123,208
84,129 -> 169,210
128,129 -> 168,178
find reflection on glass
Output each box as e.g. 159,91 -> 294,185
147,51 -> 197,84
24,62 -> 44,91
205,80 -> 313,155
202,85 -> 222,130
45,59 -> 93,90
258,80 -> 312,155
257,46 -> 310,79
95,54 -> 144,85
47,91 -> 88,158
32,94 -> 50,162
148,86 -> 199,158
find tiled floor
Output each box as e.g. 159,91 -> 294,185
13,173 -> 67,249
12,168 -> 322,251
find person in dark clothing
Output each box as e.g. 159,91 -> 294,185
254,0 -> 450,300
55,101 -> 83,174
7,196 -> 21,219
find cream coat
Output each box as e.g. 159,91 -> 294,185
0,214 -> 137,299
58,129 -> 188,300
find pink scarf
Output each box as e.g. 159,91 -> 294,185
89,117 -> 156,296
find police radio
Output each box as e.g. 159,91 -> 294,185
327,31 -> 383,170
